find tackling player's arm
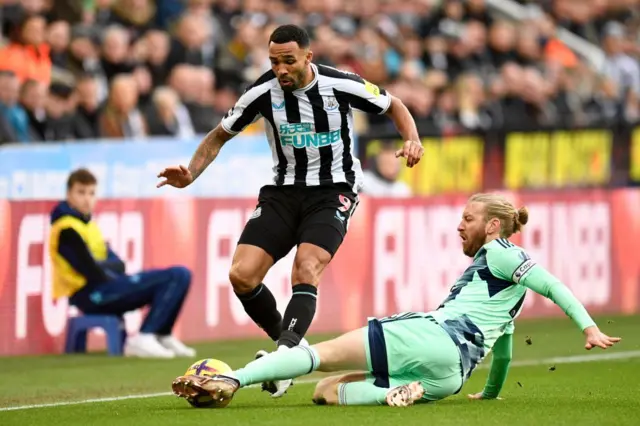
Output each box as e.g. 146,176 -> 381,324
470,332 -> 513,400
489,247 -> 621,350
519,266 -> 621,350
470,246 -> 622,401
157,83 -> 264,188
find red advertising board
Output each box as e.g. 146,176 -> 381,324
1,190 -> 639,356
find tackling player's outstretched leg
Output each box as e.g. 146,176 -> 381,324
172,326 -> 427,408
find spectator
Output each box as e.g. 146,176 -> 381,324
601,21 -> 640,101
143,29 -> 172,87
90,0 -> 116,29
44,82 -> 88,141
0,70 -> 29,143
47,20 -> 72,70
515,27 -> 541,68
100,25 -> 136,82
49,168 -> 196,358
19,78 -> 47,140
362,141 -> 412,197
488,20 -> 517,69
0,13 -> 52,85
168,65 -> 216,134
98,74 -> 148,139
67,26 -> 103,81
165,12 -> 213,72
498,62 -> 529,129
74,74 -> 102,139
146,86 -> 195,138
213,17 -> 261,92
132,65 -> 153,108
457,73 -> 492,130
109,0 -> 157,42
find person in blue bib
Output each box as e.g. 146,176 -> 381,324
50,168 -> 195,359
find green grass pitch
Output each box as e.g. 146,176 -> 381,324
1,315 -> 639,426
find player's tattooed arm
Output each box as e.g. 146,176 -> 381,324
188,124 -> 234,181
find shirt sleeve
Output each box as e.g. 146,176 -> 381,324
504,319 -> 515,335
481,333 -> 512,400
220,84 -> 267,135
487,245 -> 595,331
520,267 -> 596,331
338,75 -> 392,115
486,246 -> 537,284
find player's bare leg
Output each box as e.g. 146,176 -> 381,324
312,372 -> 367,405
261,243 -> 332,397
312,373 -> 424,407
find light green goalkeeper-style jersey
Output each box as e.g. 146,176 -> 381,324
429,238 -> 596,383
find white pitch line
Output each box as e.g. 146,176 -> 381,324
1,350 -> 639,413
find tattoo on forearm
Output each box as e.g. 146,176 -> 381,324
188,126 -> 230,181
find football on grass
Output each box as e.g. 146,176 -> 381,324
183,358 -> 233,408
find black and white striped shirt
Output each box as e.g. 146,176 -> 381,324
221,64 -> 392,193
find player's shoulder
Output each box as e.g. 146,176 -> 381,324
485,239 -> 536,283
316,64 -> 365,83
484,238 -> 530,263
485,238 -> 523,252
244,69 -> 278,93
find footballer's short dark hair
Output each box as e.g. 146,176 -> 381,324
269,24 -> 310,49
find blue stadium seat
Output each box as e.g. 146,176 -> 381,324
64,315 -> 127,356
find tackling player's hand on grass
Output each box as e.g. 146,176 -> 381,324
467,392 -> 502,401
156,165 -> 194,188
395,140 -> 424,168
583,326 -> 621,350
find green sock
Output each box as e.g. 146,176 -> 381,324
232,346 -> 320,387
337,381 -> 390,405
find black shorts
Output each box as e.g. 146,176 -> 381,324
238,184 -> 359,263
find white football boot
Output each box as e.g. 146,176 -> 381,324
256,337 -> 310,398
158,335 -> 197,357
385,382 -> 425,407
124,333 -> 175,358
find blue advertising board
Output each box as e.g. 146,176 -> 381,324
0,135 -> 274,200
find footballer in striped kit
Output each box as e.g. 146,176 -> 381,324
157,24 -> 423,399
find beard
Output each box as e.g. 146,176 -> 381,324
281,68 -> 308,92
463,232 -> 486,257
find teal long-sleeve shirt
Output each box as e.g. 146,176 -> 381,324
481,265 -> 596,399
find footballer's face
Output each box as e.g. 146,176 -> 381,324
67,183 -> 97,217
269,41 -> 313,92
458,201 -> 497,257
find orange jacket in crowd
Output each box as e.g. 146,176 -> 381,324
0,42 -> 52,85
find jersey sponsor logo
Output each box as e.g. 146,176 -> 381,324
364,80 -> 380,97
272,101 -> 285,110
512,259 -> 536,284
279,123 -> 341,149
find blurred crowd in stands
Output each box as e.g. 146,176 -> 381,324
0,0 -> 639,144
